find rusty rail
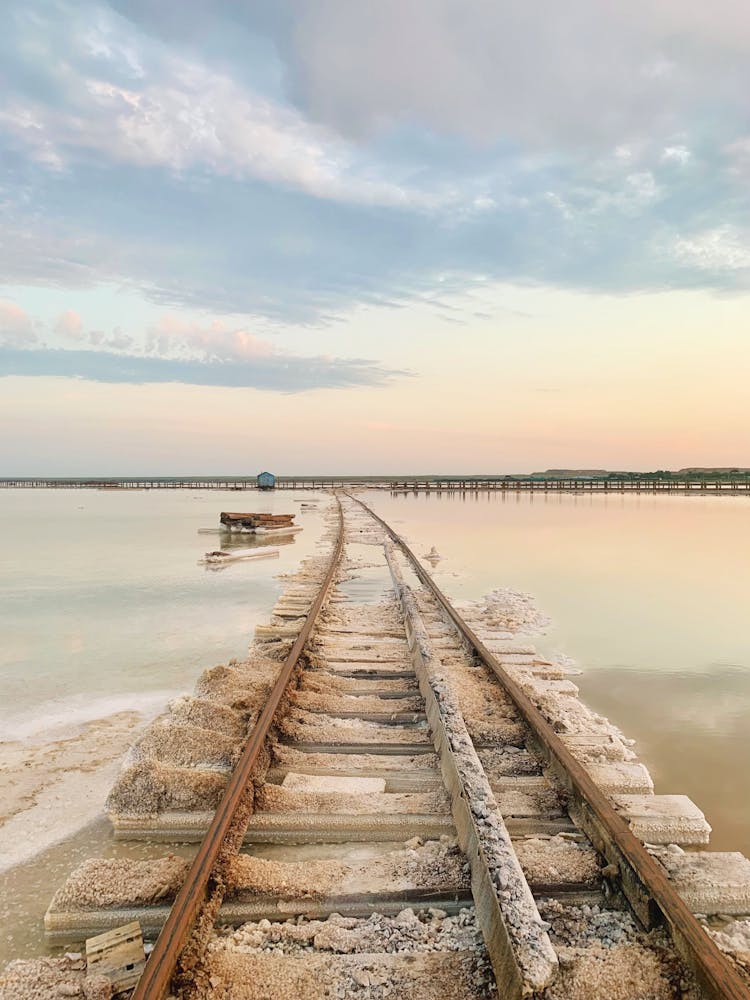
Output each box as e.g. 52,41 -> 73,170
349,492 -> 750,1000
132,498 -> 344,1000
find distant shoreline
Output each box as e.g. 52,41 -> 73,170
2,473 -> 750,496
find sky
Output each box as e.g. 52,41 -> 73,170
1,1 -> 749,474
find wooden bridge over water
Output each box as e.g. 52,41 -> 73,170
1,475 -> 749,493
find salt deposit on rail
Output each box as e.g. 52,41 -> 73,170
2,494 -> 750,1000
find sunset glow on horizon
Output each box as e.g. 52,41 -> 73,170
1,3 -> 749,473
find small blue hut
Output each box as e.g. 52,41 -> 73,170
257,471 -> 276,490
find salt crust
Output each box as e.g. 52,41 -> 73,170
708,919 -> 750,982
290,690 -> 424,715
50,854 -> 190,910
106,759 -> 227,815
455,588 -> 551,636
543,941 -> 697,1000
477,748 -> 541,778
651,849 -> 750,913
321,601 -> 404,630
277,711 -> 431,746
227,838 -> 469,900
493,786 -> 565,818
305,648 -> 412,671
514,836 -> 601,886
127,723 -> 239,770
211,906 -> 484,957
436,659 -> 528,745
167,695 -> 248,738
0,956 -> 112,1000
48,840 -> 469,911
0,715 -> 142,875
255,784 -> 449,817
196,948 -> 494,1000
280,773 -> 387,794
313,634 -> 409,649
301,674 -> 418,696
321,601 -> 404,618
538,899 -> 700,1000
271,746 -> 440,772
109,654 -> 286,801
193,659 -> 278,707
452,594 -> 638,766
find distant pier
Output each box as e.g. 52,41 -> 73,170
1,475 -> 749,493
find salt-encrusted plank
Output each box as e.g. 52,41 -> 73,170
561,733 -> 633,762
110,810 -> 454,843
613,795 -> 711,846
277,711 -> 432,746
198,951 -> 490,1000
254,783 -> 449,815
514,834 -> 601,889
280,773 -> 387,794
516,677 -> 580,698
255,623 -> 307,638
270,745 -> 440,772
657,851 -> 750,915
267,766 -> 440,793
584,760 -> 654,795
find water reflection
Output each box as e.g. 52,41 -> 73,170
369,489 -> 750,858
198,525 -> 299,571
0,488 -> 326,964
580,666 -> 750,855
212,528 -> 298,549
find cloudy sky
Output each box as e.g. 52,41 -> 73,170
1,1 -> 749,474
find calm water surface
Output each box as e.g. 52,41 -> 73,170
0,489 -> 327,729
367,489 -> 750,856
1,487 -> 749,963
0,488 -> 326,962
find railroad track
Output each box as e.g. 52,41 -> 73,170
13,494 -> 750,999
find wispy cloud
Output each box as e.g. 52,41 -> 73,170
672,226 -> 750,274
0,299 -> 412,392
0,343 -> 411,391
2,0 -> 750,334
55,309 -> 84,338
1,302 -> 412,390
0,28 -> 447,211
250,0 -> 750,148
143,315 -> 277,362
0,299 -> 38,346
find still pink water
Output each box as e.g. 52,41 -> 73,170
368,488 -> 750,856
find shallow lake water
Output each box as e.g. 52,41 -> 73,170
0,487 -> 327,963
0,488 -> 327,728
1,486 -> 749,966
365,488 -> 750,858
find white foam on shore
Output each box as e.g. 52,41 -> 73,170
2,690 -> 179,744
0,691 -> 179,875
455,586 -> 552,636
0,760 -> 125,874
547,651 -> 581,674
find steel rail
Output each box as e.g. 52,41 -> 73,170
348,492 -> 750,1000
132,497 -> 344,1000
